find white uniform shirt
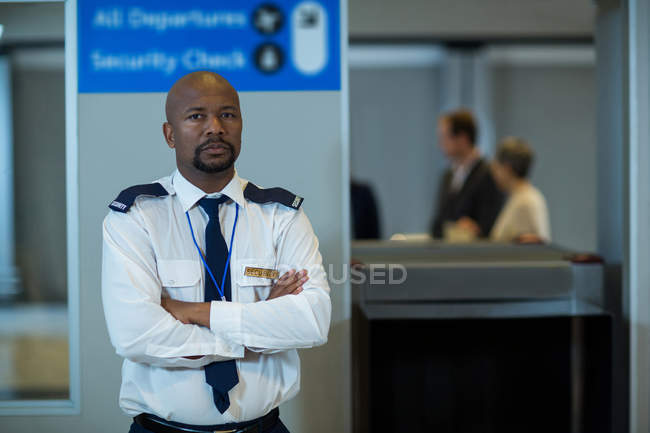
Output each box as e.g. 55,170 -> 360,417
101,170 -> 331,425
490,183 -> 551,242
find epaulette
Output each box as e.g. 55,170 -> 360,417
109,183 -> 169,213
244,182 -> 303,210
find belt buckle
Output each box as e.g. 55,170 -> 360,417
213,430 -> 236,433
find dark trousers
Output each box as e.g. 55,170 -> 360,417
128,418 -> 290,433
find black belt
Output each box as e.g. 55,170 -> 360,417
134,408 -> 279,433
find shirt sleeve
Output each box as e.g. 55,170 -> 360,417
101,209 -> 245,368
209,208 -> 332,351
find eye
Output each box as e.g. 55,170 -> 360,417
221,112 -> 237,119
187,113 -> 204,120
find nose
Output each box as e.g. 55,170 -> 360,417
206,115 -> 225,136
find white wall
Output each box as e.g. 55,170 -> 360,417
350,66 -> 443,238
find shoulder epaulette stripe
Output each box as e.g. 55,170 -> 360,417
243,182 -> 303,210
109,182 -> 169,213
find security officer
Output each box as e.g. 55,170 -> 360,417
102,71 -> 332,433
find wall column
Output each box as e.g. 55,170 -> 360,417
440,47 -> 495,156
0,55 -> 20,300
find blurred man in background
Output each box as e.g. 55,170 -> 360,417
430,109 -> 505,240
490,137 -> 551,243
351,179 -> 381,239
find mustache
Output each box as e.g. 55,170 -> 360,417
197,138 -> 234,152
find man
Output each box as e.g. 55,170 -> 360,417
351,179 -> 381,239
430,109 -> 505,240
102,71 -> 331,433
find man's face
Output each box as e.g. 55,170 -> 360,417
164,79 -> 242,176
437,117 -> 466,160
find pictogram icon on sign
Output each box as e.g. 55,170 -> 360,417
254,43 -> 284,73
253,4 -> 284,35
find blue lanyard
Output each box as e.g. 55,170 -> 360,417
185,203 -> 239,302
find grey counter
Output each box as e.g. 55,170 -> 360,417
351,241 -> 612,433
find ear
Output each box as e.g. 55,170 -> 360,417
504,164 -> 517,179
163,122 -> 175,148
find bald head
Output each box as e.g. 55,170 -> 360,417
162,71 -> 243,191
165,71 -> 239,123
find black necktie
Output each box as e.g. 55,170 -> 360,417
198,196 -> 238,413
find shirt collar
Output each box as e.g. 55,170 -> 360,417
452,151 -> 481,172
171,169 -> 246,212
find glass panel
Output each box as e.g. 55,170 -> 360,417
0,1 -> 67,401
349,43 -> 596,252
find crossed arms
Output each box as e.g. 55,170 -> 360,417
101,208 -> 331,368
161,269 -> 308,328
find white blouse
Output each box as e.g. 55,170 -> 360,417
490,183 -> 551,242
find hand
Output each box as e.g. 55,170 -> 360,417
161,297 -> 210,328
456,217 -> 481,236
515,233 -> 545,244
161,297 -> 195,324
268,269 -> 308,300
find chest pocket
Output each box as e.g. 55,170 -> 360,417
236,259 -> 276,303
157,259 -> 201,301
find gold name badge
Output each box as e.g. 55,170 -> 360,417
244,267 -> 280,279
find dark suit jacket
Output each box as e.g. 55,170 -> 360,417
351,181 -> 381,239
431,158 -> 505,239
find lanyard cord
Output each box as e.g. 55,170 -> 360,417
185,203 -> 239,302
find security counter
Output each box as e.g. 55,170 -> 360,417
351,241 -> 611,433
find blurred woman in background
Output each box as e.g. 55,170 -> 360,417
490,137 -> 551,243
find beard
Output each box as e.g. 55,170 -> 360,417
192,139 -> 236,173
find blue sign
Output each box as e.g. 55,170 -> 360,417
78,1 -> 340,93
